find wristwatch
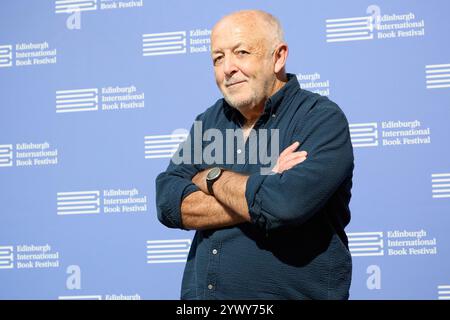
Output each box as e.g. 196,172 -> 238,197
206,167 -> 223,195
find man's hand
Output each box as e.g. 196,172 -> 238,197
192,169 -> 209,194
271,141 -> 307,174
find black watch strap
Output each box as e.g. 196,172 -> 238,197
207,179 -> 215,195
206,167 -> 223,195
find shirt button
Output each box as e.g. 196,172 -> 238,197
237,149 -> 242,154
212,249 -> 218,255
208,284 -> 213,290
272,114 -> 276,118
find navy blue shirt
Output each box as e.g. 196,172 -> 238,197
155,74 -> 354,300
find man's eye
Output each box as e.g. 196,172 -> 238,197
213,56 -> 223,65
237,50 -> 249,55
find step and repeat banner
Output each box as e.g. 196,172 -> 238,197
0,0 -> 449,300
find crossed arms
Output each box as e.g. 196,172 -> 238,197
180,142 -> 307,230
156,104 -> 354,233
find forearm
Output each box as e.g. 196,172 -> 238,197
190,142 -> 308,224
212,171 -> 251,222
181,190 -> 247,230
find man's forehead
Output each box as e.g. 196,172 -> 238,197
213,10 -> 265,29
211,22 -> 262,50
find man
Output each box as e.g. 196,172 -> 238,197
156,10 -> 354,300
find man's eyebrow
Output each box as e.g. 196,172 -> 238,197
232,42 -> 248,51
212,42 -> 248,55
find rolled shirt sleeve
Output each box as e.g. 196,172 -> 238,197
155,115 -> 203,230
245,102 -> 354,233
156,164 -> 200,229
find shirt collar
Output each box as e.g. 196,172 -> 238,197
223,73 -> 301,124
264,73 -> 300,116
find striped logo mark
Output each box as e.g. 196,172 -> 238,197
0,144 -> 13,167
326,16 -> 374,43
58,295 -> 102,300
347,232 -> 384,257
146,239 -> 191,264
142,31 -> 187,56
144,133 -> 187,159
0,45 -> 13,68
349,122 -> 379,148
55,0 -> 97,14
0,246 -> 14,269
431,173 -> 450,198
57,191 -> 100,215
438,285 -> 450,300
56,88 -> 98,113
425,64 -> 450,89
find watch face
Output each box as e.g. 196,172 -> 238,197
207,167 -> 221,180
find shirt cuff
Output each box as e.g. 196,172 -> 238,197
245,173 -> 268,228
182,183 -> 201,201
163,182 -> 200,230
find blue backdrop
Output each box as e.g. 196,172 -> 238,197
0,0 -> 449,300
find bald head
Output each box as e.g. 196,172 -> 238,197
212,10 -> 285,53
210,10 -> 289,120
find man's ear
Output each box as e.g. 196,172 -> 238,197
273,43 -> 288,74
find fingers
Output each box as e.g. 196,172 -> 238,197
280,151 -> 307,164
280,141 -> 300,157
282,153 -> 307,167
282,156 -> 307,170
280,152 -> 306,162
298,150 -> 307,157
272,142 -> 308,174
273,151 -> 308,173
286,151 -> 307,159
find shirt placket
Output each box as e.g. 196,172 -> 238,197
204,239 -> 222,299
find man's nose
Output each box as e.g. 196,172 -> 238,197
222,55 -> 238,78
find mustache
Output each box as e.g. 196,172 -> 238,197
223,77 -> 247,87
